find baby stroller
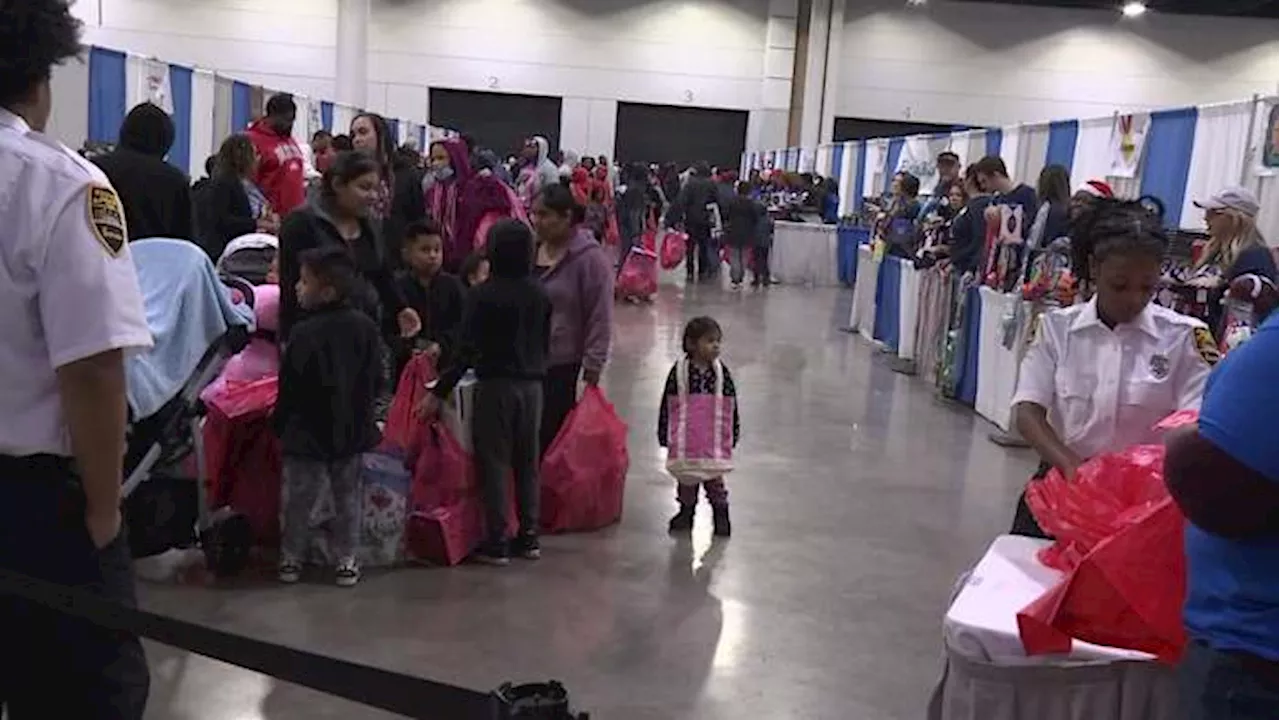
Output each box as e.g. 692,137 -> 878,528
217,233 -> 278,286
123,239 -> 256,577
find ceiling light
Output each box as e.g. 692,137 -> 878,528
906,0 -> 928,5
1121,2 -> 1147,17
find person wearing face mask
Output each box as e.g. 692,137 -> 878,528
349,112 -> 425,271
424,138 -> 519,273
1008,199 -> 1216,537
276,151 -> 420,346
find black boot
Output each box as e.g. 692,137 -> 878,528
667,504 -> 695,534
712,505 -> 731,537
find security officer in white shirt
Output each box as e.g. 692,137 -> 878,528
1010,198 -> 1216,537
0,2 -> 152,717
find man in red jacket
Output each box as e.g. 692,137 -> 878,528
246,93 -> 306,216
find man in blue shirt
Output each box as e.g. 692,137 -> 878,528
1164,312 -> 1277,720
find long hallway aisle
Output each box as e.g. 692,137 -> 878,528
142,285 -> 1040,720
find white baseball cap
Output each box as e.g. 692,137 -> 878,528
1194,186 -> 1260,218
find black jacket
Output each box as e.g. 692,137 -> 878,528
93,103 -> 193,242
194,172 -> 256,261
274,303 -> 382,460
395,270 -> 465,367
434,223 -> 551,398
277,196 -> 408,340
722,195 -> 762,249
667,175 -> 719,229
381,161 -> 428,272
948,196 -> 993,274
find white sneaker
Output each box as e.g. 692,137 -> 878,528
334,558 -> 360,587
277,558 -> 302,584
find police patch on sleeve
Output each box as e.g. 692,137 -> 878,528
87,186 -> 126,257
1193,327 -> 1221,365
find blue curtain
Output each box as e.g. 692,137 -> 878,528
853,140 -> 867,212
320,101 -> 334,133
873,258 -> 902,351
386,119 -> 400,147
956,286 -> 982,406
885,138 -> 905,193
985,128 -> 1002,158
1045,120 -> 1079,173
831,143 -> 845,192
88,47 -> 126,143
168,64 -> 192,174
1139,107 -> 1198,227
418,125 -> 427,152
231,82 -> 252,133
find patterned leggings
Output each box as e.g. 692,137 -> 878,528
677,478 -> 729,508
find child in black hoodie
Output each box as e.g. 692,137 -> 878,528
395,219 -> 465,377
274,247 -> 382,587
422,220 -> 551,566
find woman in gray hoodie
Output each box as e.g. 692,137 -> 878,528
531,184 -> 616,454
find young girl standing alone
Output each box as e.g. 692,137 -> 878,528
659,317 -> 740,537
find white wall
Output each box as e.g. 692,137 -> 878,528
835,0 -> 1279,128
74,0 -> 788,155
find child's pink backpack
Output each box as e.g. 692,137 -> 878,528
665,358 -> 735,484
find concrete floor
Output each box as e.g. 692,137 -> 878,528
140,283 -> 1040,720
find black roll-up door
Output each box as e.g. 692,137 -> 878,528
428,88 -> 562,160
833,117 -> 973,142
615,102 -> 747,170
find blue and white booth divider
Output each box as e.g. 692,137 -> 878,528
54,45 -> 449,182
746,96 -> 1280,242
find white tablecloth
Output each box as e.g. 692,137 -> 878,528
930,535 -> 1175,720
896,260 -> 922,361
771,221 -> 840,287
945,535 -> 1153,664
849,245 -> 879,338
973,288 -> 1035,432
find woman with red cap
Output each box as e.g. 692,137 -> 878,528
425,137 -> 520,272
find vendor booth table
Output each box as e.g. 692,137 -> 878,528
972,288 -> 1037,432
845,250 -> 923,363
836,226 -> 869,286
929,535 -> 1177,720
849,245 -> 879,340
771,221 -> 841,287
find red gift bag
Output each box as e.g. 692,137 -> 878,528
204,376 -> 277,423
539,387 -> 629,533
406,500 -> 485,567
381,354 -> 437,454
616,247 -> 658,301
406,421 -> 474,514
659,230 -> 687,270
1017,496 -> 1187,664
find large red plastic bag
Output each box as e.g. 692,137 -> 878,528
406,421 -> 474,514
659,230 -> 687,270
539,387 -> 629,533
202,413 -> 281,546
407,500 -> 484,567
1025,444 -> 1169,572
1017,496 -> 1187,664
381,353 -> 437,455
204,376 -> 277,422
616,247 -> 658,300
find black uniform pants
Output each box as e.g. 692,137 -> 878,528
1009,461 -> 1053,539
0,455 -> 149,719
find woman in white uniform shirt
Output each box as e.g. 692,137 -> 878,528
0,2 -> 153,717
1009,199 -> 1217,537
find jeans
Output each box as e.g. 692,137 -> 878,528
473,379 -> 543,542
280,455 -> 362,563
0,457 -> 149,719
752,245 -> 771,284
687,224 -> 713,278
727,246 -> 748,284
1178,640 -> 1278,720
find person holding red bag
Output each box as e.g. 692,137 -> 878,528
1009,199 -> 1215,538
1164,313 -> 1277,719
420,220 -> 551,566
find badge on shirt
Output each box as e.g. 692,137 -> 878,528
1148,354 -> 1170,380
87,186 -> 126,257
1193,327 -> 1221,366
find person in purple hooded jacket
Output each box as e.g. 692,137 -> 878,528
531,184 -> 615,454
